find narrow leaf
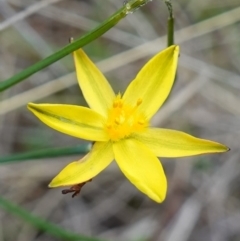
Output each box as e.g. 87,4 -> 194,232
0,144 -> 90,163
0,0 -> 153,92
0,196 -> 105,241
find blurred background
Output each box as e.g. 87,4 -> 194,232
0,0 -> 240,240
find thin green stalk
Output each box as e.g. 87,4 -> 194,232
0,144 -> 90,163
165,0 -> 174,46
0,196 -> 105,241
167,17 -> 174,46
0,0 -> 153,92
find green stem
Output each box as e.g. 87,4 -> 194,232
0,196 -> 104,241
0,144 -> 90,163
167,17 -> 174,46
0,0 -> 153,92
164,0 -> 174,46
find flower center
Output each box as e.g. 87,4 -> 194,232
105,94 -> 148,141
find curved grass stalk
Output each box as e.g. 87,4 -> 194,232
0,0 -> 153,92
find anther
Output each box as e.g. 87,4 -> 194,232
115,118 -> 120,125
119,114 -> 125,123
138,119 -> 145,125
118,100 -> 123,108
136,99 -> 142,106
113,100 -> 118,108
106,124 -> 112,129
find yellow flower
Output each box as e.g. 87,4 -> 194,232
28,45 -> 229,203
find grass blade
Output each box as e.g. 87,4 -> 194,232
0,144 -> 91,163
0,196 -> 105,241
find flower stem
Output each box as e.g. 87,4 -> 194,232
0,0 -> 153,92
165,0 -> 174,46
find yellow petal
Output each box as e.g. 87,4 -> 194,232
49,141 -> 113,187
123,45 -> 179,119
134,128 -> 229,157
74,49 -> 115,117
113,139 -> 167,203
28,103 -> 108,141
